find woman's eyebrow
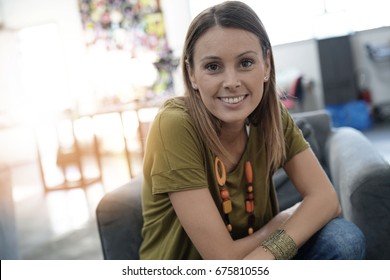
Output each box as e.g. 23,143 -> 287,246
237,50 -> 259,57
199,55 -> 221,62
200,50 -> 259,62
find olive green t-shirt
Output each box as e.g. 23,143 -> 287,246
140,98 -> 309,259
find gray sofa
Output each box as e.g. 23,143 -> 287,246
96,110 -> 390,260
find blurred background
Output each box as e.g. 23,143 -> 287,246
0,0 -> 389,259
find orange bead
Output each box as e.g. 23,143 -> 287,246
220,188 -> 230,200
247,185 -> 253,193
245,161 -> 253,183
248,227 -> 254,235
245,200 -> 254,213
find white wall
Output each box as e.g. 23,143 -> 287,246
0,31 -> 20,115
0,0 -> 89,115
160,0 -> 191,58
0,0 -> 4,26
0,0 -> 87,165
273,40 -> 324,111
160,0 -> 191,96
351,26 -> 390,106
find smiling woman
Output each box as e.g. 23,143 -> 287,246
140,1 -> 365,260
186,26 -> 269,132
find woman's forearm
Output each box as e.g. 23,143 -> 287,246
282,190 -> 341,248
240,203 -> 300,259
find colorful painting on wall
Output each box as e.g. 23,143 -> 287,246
78,0 -> 177,107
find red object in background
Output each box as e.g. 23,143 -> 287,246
281,76 -> 304,109
359,89 -> 372,103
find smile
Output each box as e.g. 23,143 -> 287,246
219,95 -> 246,104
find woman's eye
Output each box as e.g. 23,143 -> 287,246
241,59 -> 254,68
205,63 -> 220,72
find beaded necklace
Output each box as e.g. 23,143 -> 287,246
214,156 -> 255,235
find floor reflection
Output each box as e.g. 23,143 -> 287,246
11,154 -> 139,259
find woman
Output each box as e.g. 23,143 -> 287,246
140,1 -> 365,260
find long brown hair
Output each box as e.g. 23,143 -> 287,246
181,1 -> 285,175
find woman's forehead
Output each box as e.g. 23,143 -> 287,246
193,27 -> 262,59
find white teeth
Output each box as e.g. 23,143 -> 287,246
220,96 -> 245,104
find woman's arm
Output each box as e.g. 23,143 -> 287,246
280,148 -> 341,246
170,148 -> 340,259
169,187 -> 296,259
244,148 -> 340,259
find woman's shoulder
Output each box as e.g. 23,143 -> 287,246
153,97 -> 195,133
160,97 -> 188,116
279,103 -> 296,130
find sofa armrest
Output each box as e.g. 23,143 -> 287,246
96,176 -> 143,260
325,127 -> 390,259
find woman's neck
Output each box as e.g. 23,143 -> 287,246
219,121 -> 248,171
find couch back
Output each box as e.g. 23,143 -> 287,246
96,176 -> 143,259
292,110 -> 332,161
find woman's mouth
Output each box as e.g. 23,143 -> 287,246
219,95 -> 247,104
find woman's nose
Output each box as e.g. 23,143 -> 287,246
223,70 -> 241,90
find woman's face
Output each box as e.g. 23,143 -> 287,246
188,26 -> 270,126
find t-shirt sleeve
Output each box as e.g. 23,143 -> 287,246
281,106 -> 310,164
143,108 -> 208,195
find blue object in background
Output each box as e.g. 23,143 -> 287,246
326,100 -> 372,130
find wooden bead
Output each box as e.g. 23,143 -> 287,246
220,188 -> 230,200
226,224 -> 233,232
215,157 -> 256,237
245,200 -> 254,213
214,157 -> 226,186
245,161 -> 253,183
222,200 -> 232,214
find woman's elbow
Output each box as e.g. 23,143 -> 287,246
330,188 -> 342,217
